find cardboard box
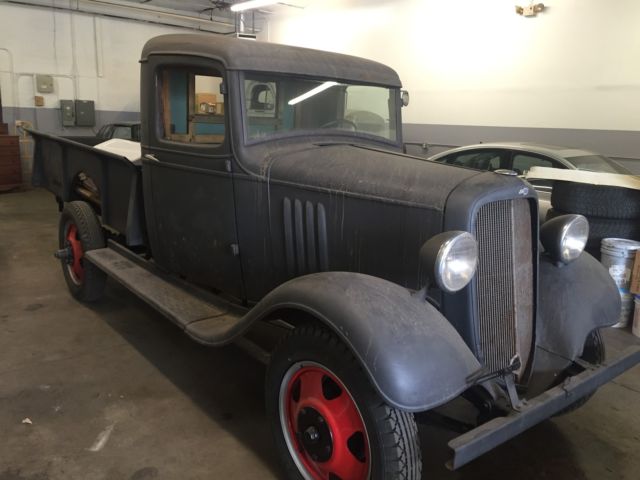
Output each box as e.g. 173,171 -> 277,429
630,250 -> 640,295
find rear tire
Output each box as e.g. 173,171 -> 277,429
266,324 -> 422,480
59,201 -> 106,302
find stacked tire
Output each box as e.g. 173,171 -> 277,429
546,181 -> 640,259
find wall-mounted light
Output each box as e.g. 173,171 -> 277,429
231,0 -> 279,12
515,3 -> 545,17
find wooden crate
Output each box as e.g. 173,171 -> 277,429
0,135 -> 22,191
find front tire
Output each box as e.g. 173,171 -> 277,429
58,201 -> 106,302
555,329 -> 605,416
266,324 -> 421,480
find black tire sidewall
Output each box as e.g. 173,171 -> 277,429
58,201 -> 106,302
551,181 -> 640,220
266,327 -> 390,480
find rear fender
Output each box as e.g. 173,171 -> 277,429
249,272 -> 480,412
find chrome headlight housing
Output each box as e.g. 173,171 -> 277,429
420,231 -> 479,293
541,214 -> 589,264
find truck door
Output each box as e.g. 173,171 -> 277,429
141,56 -> 243,299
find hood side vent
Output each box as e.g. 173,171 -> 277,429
283,198 -> 328,276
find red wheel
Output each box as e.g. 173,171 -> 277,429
64,223 -> 85,285
58,201 -> 106,302
280,362 -> 370,480
267,325 -> 421,480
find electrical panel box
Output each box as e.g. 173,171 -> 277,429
60,100 -> 75,126
75,100 -> 95,127
36,75 -> 54,93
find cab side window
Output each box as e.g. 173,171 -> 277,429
158,67 -> 226,145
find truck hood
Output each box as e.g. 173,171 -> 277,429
260,142 -> 483,213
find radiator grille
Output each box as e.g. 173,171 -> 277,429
474,199 -> 533,375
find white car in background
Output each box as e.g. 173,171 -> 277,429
428,142 -> 632,220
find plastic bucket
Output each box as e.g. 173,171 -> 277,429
634,296 -> 640,338
601,238 -> 640,328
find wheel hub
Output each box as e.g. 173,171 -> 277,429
297,407 -> 332,462
280,362 -> 370,480
64,223 -> 84,284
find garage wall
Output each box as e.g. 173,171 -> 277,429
265,0 -> 640,160
0,3 -> 202,135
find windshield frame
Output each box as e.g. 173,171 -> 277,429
239,71 -> 403,148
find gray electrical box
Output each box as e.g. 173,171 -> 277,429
36,75 -> 54,93
60,100 -> 75,126
75,100 -> 95,127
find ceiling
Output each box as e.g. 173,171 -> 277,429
115,0 -> 305,33
133,1 -> 237,18
124,0 -> 304,19
5,0 -> 305,35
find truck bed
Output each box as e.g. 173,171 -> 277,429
29,130 -> 146,246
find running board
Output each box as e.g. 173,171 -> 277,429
84,244 -> 248,346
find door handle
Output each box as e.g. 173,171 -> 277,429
144,153 -> 159,162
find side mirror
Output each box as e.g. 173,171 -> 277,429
401,89 -> 410,107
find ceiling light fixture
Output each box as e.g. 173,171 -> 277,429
230,0 -> 279,12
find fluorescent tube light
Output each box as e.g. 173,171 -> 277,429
288,82 -> 339,106
230,0 -> 279,12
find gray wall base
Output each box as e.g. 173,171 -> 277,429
1,106 -> 139,136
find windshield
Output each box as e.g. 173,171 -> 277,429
243,73 -> 399,144
567,154 -> 631,174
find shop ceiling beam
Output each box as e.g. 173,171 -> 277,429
5,0 -> 240,34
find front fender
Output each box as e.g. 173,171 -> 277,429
249,272 -> 480,412
537,252 -> 620,359
527,252 -> 620,394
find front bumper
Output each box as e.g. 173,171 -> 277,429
448,345 -> 640,470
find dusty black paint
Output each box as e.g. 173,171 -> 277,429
30,34 -> 633,433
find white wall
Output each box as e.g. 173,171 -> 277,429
0,3 -> 188,114
265,0 -> 640,132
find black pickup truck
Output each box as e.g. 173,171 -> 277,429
30,34 -> 639,480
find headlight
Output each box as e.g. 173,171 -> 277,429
420,231 -> 479,293
540,214 -> 589,264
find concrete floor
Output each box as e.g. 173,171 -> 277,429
1,188 -> 639,480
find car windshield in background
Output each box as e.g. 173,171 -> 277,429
243,73 -> 398,143
567,154 -> 631,174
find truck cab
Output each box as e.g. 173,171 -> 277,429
138,35 -> 406,303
